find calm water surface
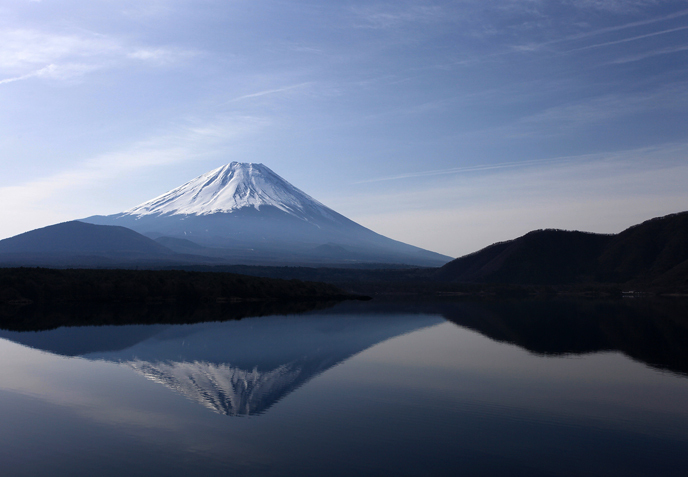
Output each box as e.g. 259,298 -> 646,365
0,299 -> 687,476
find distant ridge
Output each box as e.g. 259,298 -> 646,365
0,221 -> 170,255
0,221 -> 176,266
436,211 -> 688,287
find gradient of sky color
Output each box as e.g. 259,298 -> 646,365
1,0 -> 687,257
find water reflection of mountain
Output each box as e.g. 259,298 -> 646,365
0,313 -> 443,416
1,299 -> 686,414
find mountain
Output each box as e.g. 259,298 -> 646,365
83,162 -> 452,267
0,221 -> 183,267
436,211 -> 688,287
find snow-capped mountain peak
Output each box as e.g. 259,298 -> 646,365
124,162 -> 331,220
81,162 -> 453,266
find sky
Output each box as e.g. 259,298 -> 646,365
1,0 -> 687,257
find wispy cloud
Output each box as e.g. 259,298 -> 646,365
0,29 -> 120,69
462,83 -> 688,140
339,145 -> 688,256
567,0 -> 660,14
610,44 -> 688,63
0,28 -> 198,85
126,47 -> 197,65
351,4 -> 445,29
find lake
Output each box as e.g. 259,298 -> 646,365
0,299 -> 686,476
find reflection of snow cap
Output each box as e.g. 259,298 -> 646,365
126,359 -> 303,416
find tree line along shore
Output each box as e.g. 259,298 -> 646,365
0,267 -> 365,307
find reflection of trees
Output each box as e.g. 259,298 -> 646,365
438,299 -> 688,376
0,300 -> 340,332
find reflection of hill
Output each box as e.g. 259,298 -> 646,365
0,312 -> 443,416
288,299 -> 688,377
436,299 -> 688,376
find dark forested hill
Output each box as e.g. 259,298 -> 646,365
436,229 -> 611,285
436,212 -> 688,288
596,212 -> 688,284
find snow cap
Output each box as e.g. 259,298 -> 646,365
124,162 -> 329,219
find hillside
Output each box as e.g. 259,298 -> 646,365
0,221 -> 172,256
596,212 -> 688,284
0,221 -> 186,267
436,212 -> 688,289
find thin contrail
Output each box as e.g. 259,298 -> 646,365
562,7 -> 688,42
570,25 -> 688,51
513,7 -> 688,52
225,83 -> 312,103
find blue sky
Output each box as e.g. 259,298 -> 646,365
1,0 -> 687,257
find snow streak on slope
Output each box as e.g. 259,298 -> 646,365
125,162 -> 334,221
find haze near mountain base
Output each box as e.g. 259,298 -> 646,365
83,162 -> 451,267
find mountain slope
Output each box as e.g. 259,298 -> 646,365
436,229 -> 611,284
83,162 -> 452,267
436,211 -> 688,287
596,212 -> 688,284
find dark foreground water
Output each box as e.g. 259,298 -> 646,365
0,299 -> 687,476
